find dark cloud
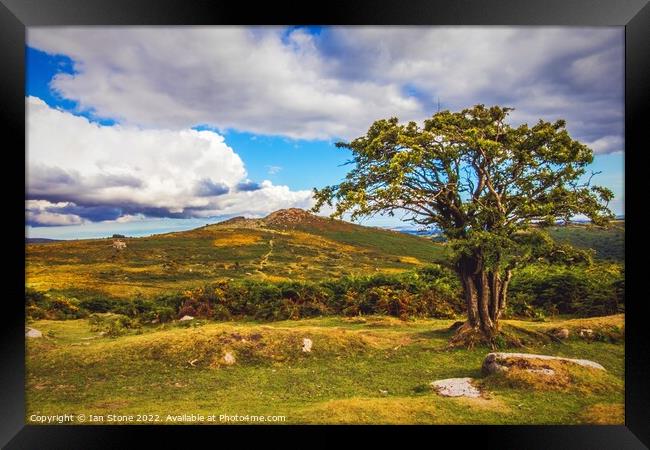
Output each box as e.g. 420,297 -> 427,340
194,178 -> 230,197
51,204 -> 123,222
27,166 -> 79,191
26,199 -> 193,226
236,181 -> 262,192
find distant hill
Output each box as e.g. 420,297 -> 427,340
26,208 -> 447,299
26,238 -> 60,244
26,210 -> 624,300
390,221 -> 625,262
547,221 -> 624,262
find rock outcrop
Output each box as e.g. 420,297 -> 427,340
26,327 -> 43,338
482,352 -> 605,375
430,377 -> 481,398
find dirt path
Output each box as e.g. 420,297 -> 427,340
258,238 -> 274,271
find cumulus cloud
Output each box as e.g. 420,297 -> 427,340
26,97 -> 314,226
318,27 -> 624,153
26,200 -> 86,226
28,26 -> 623,152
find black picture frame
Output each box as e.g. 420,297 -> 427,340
1,0 -> 647,447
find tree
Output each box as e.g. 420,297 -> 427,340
312,105 -> 613,344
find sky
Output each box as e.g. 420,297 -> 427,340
25,26 -> 625,239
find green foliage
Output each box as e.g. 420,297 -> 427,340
88,313 -> 140,337
509,263 -> 624,317
163,265 -> 463,322
26,288 -> 83,320
27,255 -> 624,322
314,105 -> 613,238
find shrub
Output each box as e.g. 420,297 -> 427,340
88,313 -> 139,337
509,262 -> 624,317
48,296 -> 82,319
155,307 -> 177,323
27,260 -> 623,323
26,305 -> 46,320
78,297 -> 120,313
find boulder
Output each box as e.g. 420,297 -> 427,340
554,328 -> 570,339
579,328 -> 594,338
302,338 -> 313,353
482,352 -> 605,375
430,377 -> 481,398
26,327 -> 43,338
179,315 -> 194,321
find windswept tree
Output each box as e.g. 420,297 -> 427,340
313,105 -> 614,345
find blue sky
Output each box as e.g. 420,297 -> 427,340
25,27 -> 624,239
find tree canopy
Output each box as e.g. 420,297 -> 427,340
313,105 -> 613,239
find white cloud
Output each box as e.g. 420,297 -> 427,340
267,165 -> 282,175
27,27 -> 422,140
586,135 -> 624,155
26,97 -> 314,225
27,26 -> 623,152
26,200 -> 86,226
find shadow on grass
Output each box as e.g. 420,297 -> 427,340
413,328 -> 455,340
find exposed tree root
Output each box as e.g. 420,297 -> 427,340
447,322 -> 524,350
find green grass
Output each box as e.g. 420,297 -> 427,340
26,314 -> 624,425
25,212 -> 625,424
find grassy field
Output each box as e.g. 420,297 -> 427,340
26,314 -> 624,425
26,210 -> 446,300
25,211 -> 625,424
26,212 -> 623,303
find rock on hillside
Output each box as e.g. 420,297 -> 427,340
430,377 -> 481,398
263,208 -> 320,226
261,208 -> 354,232
215,216 -> 262,228
482,352 -> 606,375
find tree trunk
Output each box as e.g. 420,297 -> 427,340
456,256 -> 509,341
458,257 -> 479,328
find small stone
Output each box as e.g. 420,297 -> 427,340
223,351 -> 236,365
302,338 -> 313,353
579,328 -> 594,338
554,328 -> 570,339
112,240 -> 127,250
430,377 -> 481,398
26,328 -> 43,338
179,315 -> 194,321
